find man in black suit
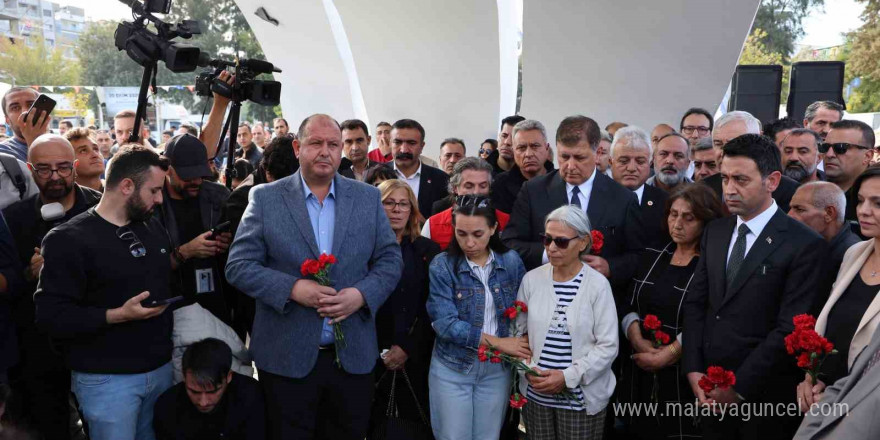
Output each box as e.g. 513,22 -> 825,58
683,134 -> 828,440
490,119 -> 553,214
610,126 -> 670,248
702,111 -> 799,212
383,119 -> 449,217
338,119 -> 376,182
502,115 -> 645,287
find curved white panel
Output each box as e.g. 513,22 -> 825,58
233,0 -> 355,128
333,0 -> 502,158
519,0 -> 760,143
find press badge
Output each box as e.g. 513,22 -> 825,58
195,268 -> 215,294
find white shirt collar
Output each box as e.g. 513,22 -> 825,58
467,250 -> 496,270
565,166 -> 597,195
393,161 -> 422,180
735,200 -> 778,238
634,184 -> 645,204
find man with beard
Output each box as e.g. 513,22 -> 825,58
491,119 -> 552,214
0,87 -> 50,162
273,118 -> 290,138
384,119 -> 449,217
823,119 -> 875,221
158,134 -> 233,326
780,128 -> 824,184
2,134 -> 100,440
647,132 -> 692,192
65,127 -> 105,192
34,145 -> 175,440
490,115 -> 526,174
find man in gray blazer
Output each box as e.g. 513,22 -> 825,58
226,114 -> 402,440
795,323 -> 880,439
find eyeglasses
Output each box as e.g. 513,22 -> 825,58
539,233 -> 582,249
456,195 -> 490,209
382,200 -> 412,212
117,226 -> 147,258
29,163 -> 74,179
818,142 -> 870,155
681,126 -> 710,136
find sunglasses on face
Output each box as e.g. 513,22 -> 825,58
117,226 -> 147,258
539,232 -> 582,249
818,142 -> 869,155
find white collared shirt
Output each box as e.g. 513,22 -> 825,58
726,200 -> 778,265
565,167 -> 597,213
633,184 -> 645,205
394,161 -> 422,197
467,251 -> 497,336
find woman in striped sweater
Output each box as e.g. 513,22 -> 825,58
515,205 -> 619,440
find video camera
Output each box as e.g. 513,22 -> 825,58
195,57 -> 282,106
114,0 -> 202,72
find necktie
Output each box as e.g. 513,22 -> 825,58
570,186 -> 582,209
726,223 -> 750,287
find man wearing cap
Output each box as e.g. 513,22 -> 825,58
157,134 -> 233,325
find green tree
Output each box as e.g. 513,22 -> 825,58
76,21 -> 144,86
752,0 -> 824,60
0,36 -> 81,85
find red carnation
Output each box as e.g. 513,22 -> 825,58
793,314 -> 817,331
590,230 -> 604,255
655,330 -> 671,345
490,350 -> 502,364
699,366 -> 736,394
300,260 -> 311,276
514,300 -> 528,313
478,345 -> 489,362
509,393 -> 528,409
643,314 -> 661,331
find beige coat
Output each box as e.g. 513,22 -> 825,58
816,239 -> 880,369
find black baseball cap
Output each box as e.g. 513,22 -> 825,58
163,134 -> 212,179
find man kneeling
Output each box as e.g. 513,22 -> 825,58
154,338 -> 265,440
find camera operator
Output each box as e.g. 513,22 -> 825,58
3,134 -> 100,440
199,70 -> 235,164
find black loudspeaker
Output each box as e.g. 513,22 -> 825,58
728,65 -> 783,124
786,61 -> 846,122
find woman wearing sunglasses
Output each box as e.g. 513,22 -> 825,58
617,184 -> 724,439
514,205 -> 618,440
426,195 -> 528,440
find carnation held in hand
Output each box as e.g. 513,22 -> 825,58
698,366 -> 736,394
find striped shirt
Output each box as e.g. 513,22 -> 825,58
527,266 -> 586,410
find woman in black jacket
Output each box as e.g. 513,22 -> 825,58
370,179 -> 441,433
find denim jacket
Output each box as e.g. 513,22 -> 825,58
427,249 -> 526,373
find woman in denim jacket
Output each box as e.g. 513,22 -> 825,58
426,195 -> 529,440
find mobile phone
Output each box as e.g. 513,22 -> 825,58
26,94 -> 56,126
144,295 -> 185,308
209,221 -> 231,240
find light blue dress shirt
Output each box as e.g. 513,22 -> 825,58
301,175 -> 337,345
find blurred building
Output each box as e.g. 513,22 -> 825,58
0,0 -> 86,59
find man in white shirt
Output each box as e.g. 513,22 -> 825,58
386,119 -> 449,217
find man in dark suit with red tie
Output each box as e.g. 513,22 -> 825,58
683,134 -> 829,439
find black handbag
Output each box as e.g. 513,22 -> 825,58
369,368 -> 433,440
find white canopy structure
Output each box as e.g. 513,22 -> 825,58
234,0 -> 760,157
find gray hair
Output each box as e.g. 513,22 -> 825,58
781,128 -> 822,145
714,111 -> 761,136
801,181 -> 846,225
804,101 -> 844,122
544,205 -> 593,256
610,126 -> 652,157
692,136 -> 714,154
512,119 -> 548,144
600,129 -> 613,143
441,137 -> 467,153
448,157 -> 494,193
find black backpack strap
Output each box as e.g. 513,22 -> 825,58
0,154 -> 26,200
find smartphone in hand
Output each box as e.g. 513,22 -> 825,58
143,295 -> 185,308
25,94 -> 56,126
208,221 -> 231,240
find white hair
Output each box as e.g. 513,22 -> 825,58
545,205 -> 593,256
610,126 -> 652,157
714,111 -> 761,135
512,119 -> 547,143
801,181 -> 846,225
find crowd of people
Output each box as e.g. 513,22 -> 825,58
1,79 -> 880,440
